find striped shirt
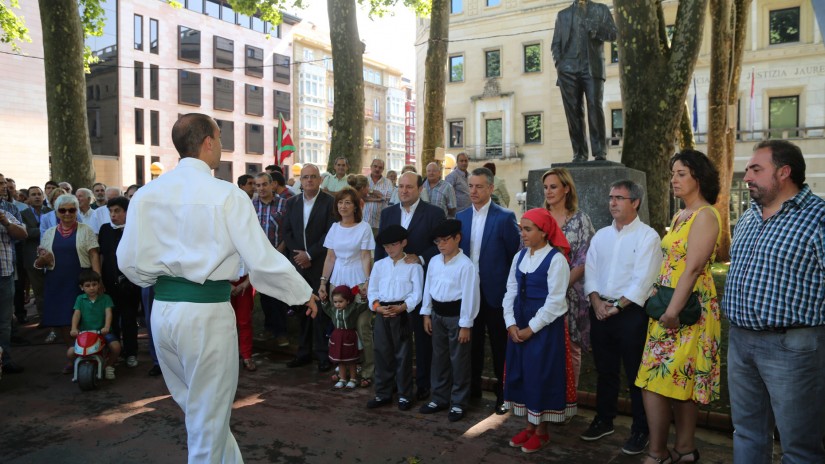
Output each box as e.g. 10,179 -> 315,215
0,200 -> 22,276
424,180 -> 457,216
252,196 -> 287,248
364,176 -> 393,229
723,185 -> 825,329
445,168 -> 471,212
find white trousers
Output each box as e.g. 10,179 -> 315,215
152,300 -> 244,464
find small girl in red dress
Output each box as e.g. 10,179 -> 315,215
323,285 -> 368,389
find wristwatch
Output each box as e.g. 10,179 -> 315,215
612,300 -> 624,311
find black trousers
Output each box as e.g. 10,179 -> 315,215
589,303 -> 649,433
470,296 -> 507,402
110,284 -> 141,357
260,293 -> 288,338
411,306 -> 432,391
557,69 -> 607,160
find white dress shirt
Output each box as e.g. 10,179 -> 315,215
420,252 -> 480,328
469,199 -> 492,268
302,192 -> 318,229
367,255 -> 424,312
502,244 -> 570,333
583,216 -> 662,306
400,198 -> 420,229
116,157 -> 312,306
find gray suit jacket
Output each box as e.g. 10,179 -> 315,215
551,0 -> 617,81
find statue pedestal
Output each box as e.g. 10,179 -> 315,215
526,160 -> 650,232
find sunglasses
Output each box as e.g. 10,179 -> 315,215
58,208 -> 78,214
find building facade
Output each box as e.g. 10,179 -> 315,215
415,0 -> 825,216
292,23 -> 408,174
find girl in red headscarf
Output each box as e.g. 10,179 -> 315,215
322,285 -> 368,389
502,208 -> 578,454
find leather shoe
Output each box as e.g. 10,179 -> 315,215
366,397 -> 392,409
494,400 -> 508,415
286,357 -> 311,368
148,365 -> 162,376
2,362 -> 24,374
318,362 -> 333,373
416,388 -> 431,401
419,401 -> 448,414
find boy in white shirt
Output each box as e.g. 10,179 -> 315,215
366,225 -> 424,411
419,219 -> 480,422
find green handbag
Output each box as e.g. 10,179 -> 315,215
644,284 -> 702,326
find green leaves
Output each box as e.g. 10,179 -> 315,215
0,0 -> 31,52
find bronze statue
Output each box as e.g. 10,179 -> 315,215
551,0 -> 617,162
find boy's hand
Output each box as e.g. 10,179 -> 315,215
507,325 -> 522,343
70,329 -> 78,337
423,315 -> 432,335
101,327 -> 110,335
458,328 -> 471,344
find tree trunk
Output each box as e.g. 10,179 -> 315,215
614,0 -> 708,235
678,101 -> 696,150
38,0 -> 95,188
420,0 -> 449,168
328,0 -> 365,173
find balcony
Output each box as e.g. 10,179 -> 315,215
374,140 -> 381,149
463,143 -> 521,161
364,108 -> 374,119
607,126 -> 825,148
374,110 -> 381,121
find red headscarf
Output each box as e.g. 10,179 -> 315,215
521,208 -> 571,261
331,285 -> 356,304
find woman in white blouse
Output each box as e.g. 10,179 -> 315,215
318,188 -> 376,388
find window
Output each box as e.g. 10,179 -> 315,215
214,161 -> 233,182
221,2 -> 235,23
769,95 -> 799,138
448,120 -> 464,147
149,19 -> 159,54
178,26 -> 201,63
274,53 -> 290,84
178,70 -> 201,106
245,84 -> 264,116
486,119 -> 502,157
610,42 -> 619,63
186,0 -> 203,14
246,45 -> 264,78
449,55 -> 464,82
485,50 -> 500,78
252,16 -> 265,33
769,7 -> 800,45
237,13 -> 251,28
205,0 -> 220,18
215,119 -> 234,151
135,109 -> 144,144
246,123 -> 264,154
246,163 -> 262,175
213,77 -> 234,111
136,155 -> 145,186
487,0 -> 500,6
524,44 -> 541,72
134,61 -> 144,97
611,109 -> 623,145
275,91 -> 291,120
213,36 -> 234,70
150,65 -> 159,100
150,110 -> 159,146
451,0 -> 463,14
524,113 -> 542,144
134,15 -> 143,50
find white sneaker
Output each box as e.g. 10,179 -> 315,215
105,366 -> 115,380
126,356 -> 138,368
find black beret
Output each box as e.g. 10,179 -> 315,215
376,224 -> 408,246
431,218 -> 462,240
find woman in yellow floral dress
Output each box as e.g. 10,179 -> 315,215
636,150 -> 721,464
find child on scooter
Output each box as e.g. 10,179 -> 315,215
69,270 -> 121,380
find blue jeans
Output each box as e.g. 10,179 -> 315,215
0,275 -> 15,363
728,326 -> 825,464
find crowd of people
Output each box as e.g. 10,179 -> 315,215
0,112 -> 822,463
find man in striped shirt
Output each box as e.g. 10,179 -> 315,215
723,140 -> 825,464
425,162 -> 457,218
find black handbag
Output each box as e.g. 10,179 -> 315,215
644,284 -> 702,326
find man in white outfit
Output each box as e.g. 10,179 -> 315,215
117,113 -> 317,463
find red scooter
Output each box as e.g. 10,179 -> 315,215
72,331 -> 106,391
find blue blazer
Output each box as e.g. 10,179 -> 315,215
457,202 -> 520,308
375,200 -> 446,267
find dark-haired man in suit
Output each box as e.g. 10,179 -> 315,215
375,171 -> 446,400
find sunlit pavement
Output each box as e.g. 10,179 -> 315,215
1,322 -> 738,463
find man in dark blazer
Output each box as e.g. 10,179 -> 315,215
20,186 -> 50,320
457,167 -> 520,414
375,171 -> 445,400
551,0 -> 618,162
282,164 -> 335,370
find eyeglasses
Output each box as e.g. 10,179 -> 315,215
608,195 -> 635,202
58,208 -> 78,214
301,175 -> 319,180
433,235 -> 456,245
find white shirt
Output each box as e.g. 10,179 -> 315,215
584,216 -> 662,306
420,252 -> 480,328
367,255 -> 424,312
323,221 -> 375,287
400,198 -> 421,229
502,245 -> 570,333
116,157 -> 312,306
78,207 -> 95,225
302,192 -> 318,229
90,205 -> 110,233
470,199 -> 492,268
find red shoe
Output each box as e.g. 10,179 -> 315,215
509,428 -> 535,448
521,433 -> 550,453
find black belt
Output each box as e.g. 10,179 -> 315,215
379,300 -> 404,307
432,299 -> 461,317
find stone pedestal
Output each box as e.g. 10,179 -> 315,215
526,160 -> 649,232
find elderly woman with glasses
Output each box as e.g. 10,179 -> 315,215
34,194 -> 101,373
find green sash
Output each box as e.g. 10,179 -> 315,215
154,276 -> 231,303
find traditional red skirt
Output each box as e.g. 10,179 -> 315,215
328,328 -> 360,363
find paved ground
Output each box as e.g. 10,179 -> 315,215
2,317 -> 740,463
